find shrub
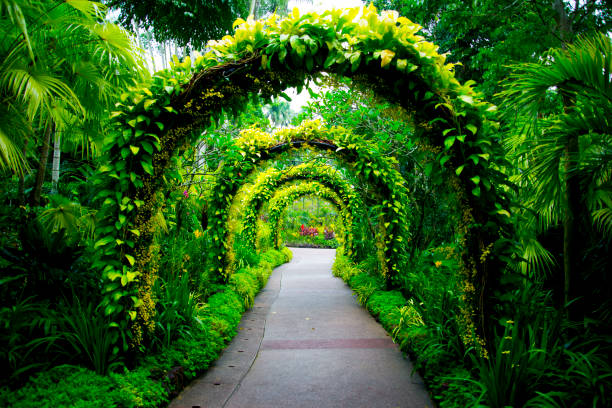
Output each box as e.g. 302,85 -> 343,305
1,365 -> 166,408
4,248 -> 292,407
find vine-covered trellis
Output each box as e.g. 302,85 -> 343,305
91,5 -> 513,348
266,181 -> 351,250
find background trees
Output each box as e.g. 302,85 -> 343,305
106,0 -> 292,48
372,0 -> 612,99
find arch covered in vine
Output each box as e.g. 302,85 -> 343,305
266,182 -> 351,250
236,161 -> 364,262
91,5 -> 513,346
209,121 -> 413,279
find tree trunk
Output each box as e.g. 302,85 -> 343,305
563,133 -> 581,309
17,135 -> 29,206
249,0 -> 260,18
552,0 -> 573,45
51,131 -> 61,193
31,124 -> 53,206
554,0 -> 577,311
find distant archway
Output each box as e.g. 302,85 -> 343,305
266,181 -> 351,250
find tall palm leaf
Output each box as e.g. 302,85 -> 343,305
500,32 -> 611,303
0,0 -> 146,178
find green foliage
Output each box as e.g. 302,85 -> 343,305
255,220 -> 274,252
209,121 -> 414,278
240,162 -> 362,259
1,365 -> 166,408
55,297 -> 121,375
0,0 -> 146,175
4,248 -> 291,406
0,296 -> 58,384
268,181 -> 350,250
108,0 -> 250,47
152,273 -> 200,349
373,0 -> 611,99
229,268 -> 260,309
91,4 -> 513,349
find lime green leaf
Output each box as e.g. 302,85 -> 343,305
143,99 -> 156,110
444,136 -> 456,150
129,145 -> 140,155
233,18 -> 245,28
458,94 -> 474,104
105,305 -> 116,315
380,49 -> 395,67
141,160 -> 154,175
125,254 -> 135,266
95,236 -> 114,248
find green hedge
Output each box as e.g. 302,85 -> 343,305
2,248 -> 292,408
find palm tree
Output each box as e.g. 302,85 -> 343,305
264,98 -> 293,127
0,0 -> 146,203
500,33 -> 611,308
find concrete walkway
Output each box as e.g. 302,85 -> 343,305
170,248 -> 433,408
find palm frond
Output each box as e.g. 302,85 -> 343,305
0,125 -> 27,174
0,101 -> 29,174
592,208 -> 612,237
518,236 -> 558,279
37,195 -> 83,241
1,64 -> 84,120
0,0 -> 34,61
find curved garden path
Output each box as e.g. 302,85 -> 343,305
170,248 -> 433,408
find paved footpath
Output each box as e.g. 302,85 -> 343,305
170,248 -> 433,408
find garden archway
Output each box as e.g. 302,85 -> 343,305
266,181 -> 351,250
92,5 -> 513,347
232,161 -> 364,264
206,120 -> 413,280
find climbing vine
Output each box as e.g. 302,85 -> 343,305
237,162 -> 362,259
207,120 -> 414,280
91,5 -> 513,347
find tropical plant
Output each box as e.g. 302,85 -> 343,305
500,33 -> 612,307
264,97 -> 294,127
372,0 -> 612,98
0,0 -> 145,204
56,296 -> 121,375
153,274 -> 200,349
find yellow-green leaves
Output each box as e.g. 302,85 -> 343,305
380,49 -> 395,68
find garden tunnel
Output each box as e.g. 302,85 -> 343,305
265,181 -> 352,250
232,162 -> 365,262
92,5 -> 514,348
206,121 -> 413,280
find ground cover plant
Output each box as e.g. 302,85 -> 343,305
0,1 -> 610,407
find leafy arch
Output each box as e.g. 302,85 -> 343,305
266,182 -> 351,250
237,162 -> 364,260
92,5 -> 513,346
208,120 -> 413,279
